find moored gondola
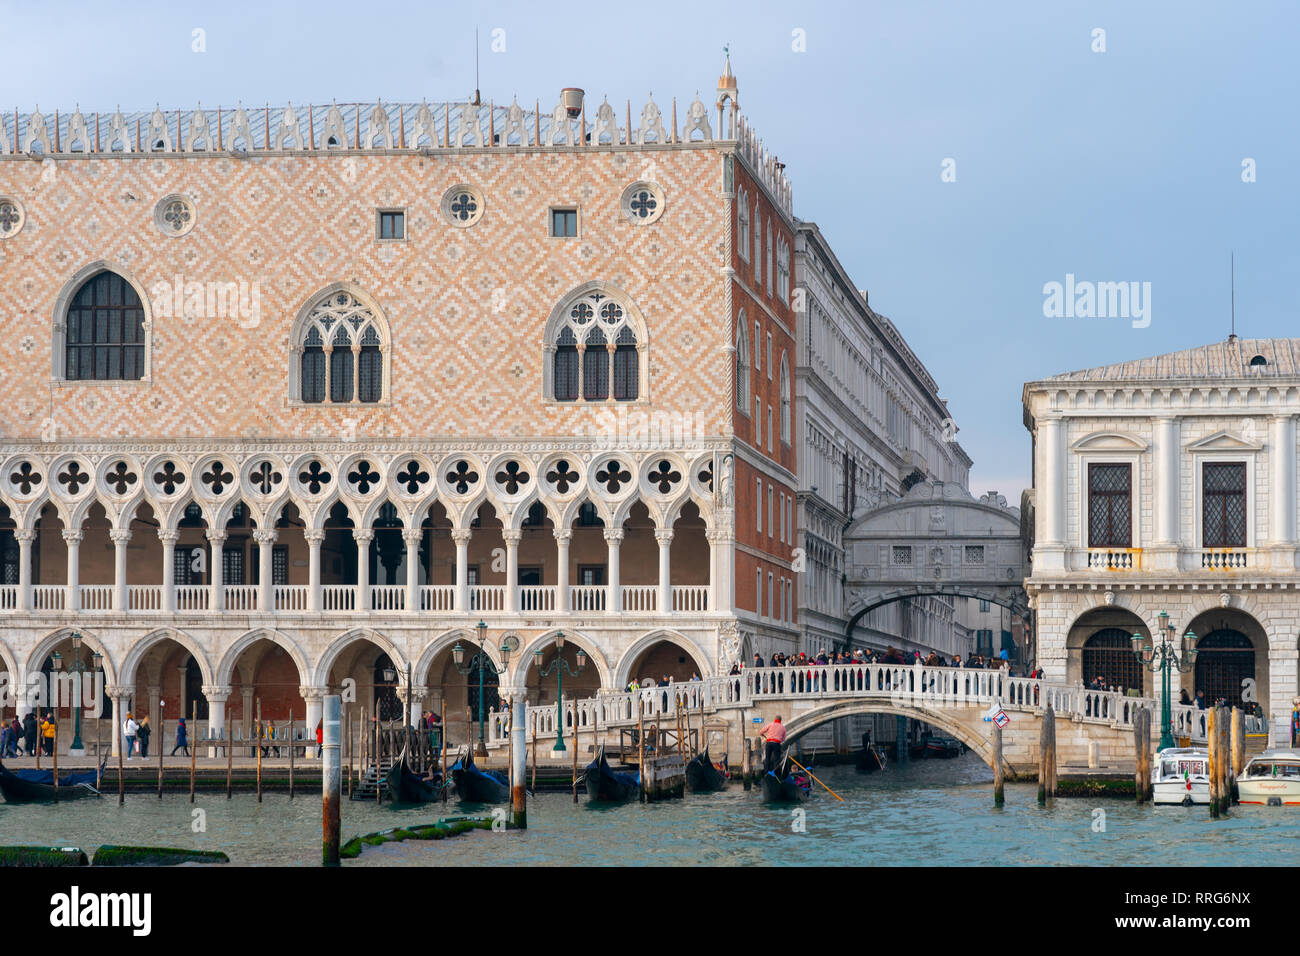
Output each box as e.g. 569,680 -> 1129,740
854,732 -> 886,774
449,749 -> 509,804
385,747 -> 444,803
0,761 -> 103,803
584,745 -> 639,802
760,755 -> 811,803
684,746 -> 728,792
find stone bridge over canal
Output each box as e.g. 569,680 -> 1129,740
485,663 -> 1228,777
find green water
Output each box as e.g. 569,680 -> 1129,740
1,754 -> 1296,866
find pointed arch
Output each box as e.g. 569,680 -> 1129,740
119,626 -> 214,688
542,281 -> 649,403
313,627 -> 408,688
614,629 -> 713,689
289,283 -> 391,405
25,627 -> 117,688
735,312 -> 750,409
510,629 -> 612,691
215,628 -> 310,687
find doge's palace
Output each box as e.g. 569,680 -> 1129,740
0,62 -> 802,751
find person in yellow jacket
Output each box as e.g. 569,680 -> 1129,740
40,713 -> 57,756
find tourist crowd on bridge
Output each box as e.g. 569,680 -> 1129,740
733,647 -> 1044,678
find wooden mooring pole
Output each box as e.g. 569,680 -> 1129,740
189,701 -> 197,803
1047,705 -> 1058,798
322,695 -> 341,866
288,708 -> 295,800
572,705 -> 579,804
117,721 -> 124,805
637,703 -> 646,803
1218,705 -> 1232,814
1207,706 -> 1219,819
225,719 -> 232,799
992,722 -> 1004,807
375,713 -> 381,805
1230,706 -> 1243,803
256,699 -> 263,803
52,721 -> 58,802
742,730 -> 752,790
510,693 -> 527,829
440,700 -> 448,803
157,712 -> 164,798
1135,707 -> 1152,803
345,708 -> 352,799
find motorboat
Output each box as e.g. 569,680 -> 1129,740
1237,749 -> 1300,806
1151,747 -> 1209,806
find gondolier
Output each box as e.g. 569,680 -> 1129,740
758,715 -> 787,772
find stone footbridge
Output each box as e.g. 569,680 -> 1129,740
484,664 -> 1233,777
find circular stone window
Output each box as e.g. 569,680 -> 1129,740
620,181 -> 665,225
154,193 -> 196,237
0,197 -> 26,239
441,185 -> 484,227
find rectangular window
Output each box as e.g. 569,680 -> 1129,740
578,566 -> 606,586
979,599 -> 991,613
377,209 -> 405,240
891,545 -> 913,566
550,207 -> 578,237
583,345 -> 609,400
755,568 -> 762,615
1087,463 -> 1132,547
766,332 -> 773,379
1202,461 -> 1247,547
768,571 -> 774,618
768,405 -> 774,450
779,493 -> 785,543
756,479 -> 763,533
754,320 -> 761,372
964,545 -> 985,565
755,397 -> 762,446
222,545 -> 245,585
768,485 -> 774,538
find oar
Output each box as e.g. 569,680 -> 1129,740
871,747 -> 885,771
787,755 -> 844,802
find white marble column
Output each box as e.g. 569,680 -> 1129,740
554,529 -> 571,614
354,530 -> 373,612
306,530 -> 325,612
254,529 -> 277,613
1151,417 -> 1181,571
62,528 -> 83,612
147,684 -> 161,724
110,529 -> 132,611
202,684 -> 231,757
453,530 -> 472,613
605,528 -> 623,613
109,688 -> 127,758
159,530 -> 178,613
655,528 -> 673,614
709,525 -> 734,612
1269,414 -> 1297,570
302,686 -> 325,757
403,529 -> 422,613
240,687 -> 254,738
407,685 -> 426,728
15,529 -> 34,611
502,530 -> 521,614
1037,415 -> 1067,571
207,530 -> 227,612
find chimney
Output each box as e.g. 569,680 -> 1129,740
561,88 -> 584,118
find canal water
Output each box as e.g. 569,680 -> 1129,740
2,754 -> 1296,866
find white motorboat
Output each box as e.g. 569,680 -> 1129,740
1151,747 -> 1209,806
1237,750 -> 1300,806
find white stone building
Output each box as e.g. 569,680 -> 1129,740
793,221 -> 974,659
1024,337 -> 1300,746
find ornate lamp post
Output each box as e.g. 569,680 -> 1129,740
1132,610 -> 1199,751
452,621 -> 515,758
533,631 -> 587,752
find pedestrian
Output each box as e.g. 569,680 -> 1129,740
122,711 -> 139,759
0,720 -> 12,759
171,717 -> 190,756
23,711 -> 38,756
315,719 -> 323,758
40,712 -> 56,756
757,715 -> 787,773
5,716 -> 21,756
1194,689 -> 1206,710
137,715 -> 151,758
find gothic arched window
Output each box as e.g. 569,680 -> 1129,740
735,318 -> 750,409
292,288 -> 388,404
546,287 -> 644,403
65,270 -> 145,380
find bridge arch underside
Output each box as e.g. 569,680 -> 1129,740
845,586 -> 1029,640
779,699 -> 1014,777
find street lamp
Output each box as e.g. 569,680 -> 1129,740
451,621 -> 514,758
533,631 -> 587,752
1132,610 -> 1198,751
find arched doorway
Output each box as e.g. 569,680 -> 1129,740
1194,630 -> 1254,707
1081,628 -> 1144,694
372,653 -> 404,721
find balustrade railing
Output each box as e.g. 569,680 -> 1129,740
468,585 -> 504,613
33,585 -> 65,611
78,585 -> 114,611
322,585 -> 357,612
568,585 -> 606,612
274,585 -> 308,612
519,585 -> 556,613
1086,548 -> 1141,571
0,585 -> 16,610
369,585 -> 405,611
1200,548 -> 1249,570
419,586 -> 455,612
175,585 -> 209,612
621,585 -> 657,612
128,585 -> 162,611
224,585 -> 258,612
671,585 -> 709,612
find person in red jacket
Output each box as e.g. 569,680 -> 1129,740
315,720 -> 323,758
758,715 -> 787,773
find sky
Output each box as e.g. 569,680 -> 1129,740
3,0 -> 1297,500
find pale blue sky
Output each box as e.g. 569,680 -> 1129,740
4,0 -> 1297,498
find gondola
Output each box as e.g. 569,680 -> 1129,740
684,746 -> 728,792
0,760 -> 104,803
449,749 -> 509,804
923,734 -> 963,759
855,745 -> 886,774
385,747 -> 444,803
583,746 -> 639,802
760,755 -> 811,803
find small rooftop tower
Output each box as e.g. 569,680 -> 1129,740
717,46 -> 739,138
